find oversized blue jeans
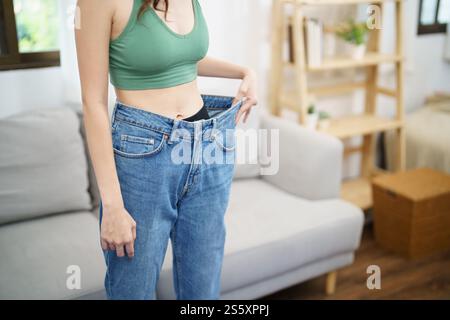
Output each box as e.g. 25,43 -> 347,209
98,94 -> 243,300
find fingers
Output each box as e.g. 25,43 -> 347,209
235,103 -> 248,123
115,245 -> 125,257
232,94 -> 244,107
235,101 -> 256,124
235,110 -> 243,124
243,108 -> 252,123
103,241 -> 134,259
101,221 -> 137,259
236,108 -> 248,124
132,223 -> 137,240
125,242 -> 135,258
100,239 -> 108,251
128,223 -> 137,258
233,82 -> 249,106
113,240 -> 135,258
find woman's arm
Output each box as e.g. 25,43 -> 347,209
75,0 -> 136,258
198,56 -> 251,79
198,56 -> 258,123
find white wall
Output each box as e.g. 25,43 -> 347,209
0,67 -> 64,118
404,0 -> 450,111
369,0 -> 450,115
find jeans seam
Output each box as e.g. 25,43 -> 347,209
178,123 -> 201,199
171,227 -> 182,299
105,251 -> 112,298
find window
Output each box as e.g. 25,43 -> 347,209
418,0 -> 450,35
0,0 -> 59,70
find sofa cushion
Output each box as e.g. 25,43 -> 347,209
157,178 -> 363,298
0,107 -> 92,225
0,211 -> 106,299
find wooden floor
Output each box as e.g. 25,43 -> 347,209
263,225 -> 450,300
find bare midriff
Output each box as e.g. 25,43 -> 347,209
114,79 -> 204,120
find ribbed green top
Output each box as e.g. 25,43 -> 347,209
109,0 -> 209,90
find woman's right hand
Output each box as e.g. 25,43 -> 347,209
100,206 -> 137,258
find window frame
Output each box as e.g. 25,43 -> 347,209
418,0 -> 449,35
0,0 -> 60,70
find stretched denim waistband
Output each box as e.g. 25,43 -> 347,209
111,94 -> 243,142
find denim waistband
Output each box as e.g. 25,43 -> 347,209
111,94 -> 243,142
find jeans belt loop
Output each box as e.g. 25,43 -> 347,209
194,121 -> 201,141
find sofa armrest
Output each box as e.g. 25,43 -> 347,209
259,113 -> 343,200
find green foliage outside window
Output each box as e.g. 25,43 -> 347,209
13,0 -> 59,53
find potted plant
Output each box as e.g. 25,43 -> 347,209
306,104 -> 319,130
317,111 -> 331,130
335,19 -> 369,59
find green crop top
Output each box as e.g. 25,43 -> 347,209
109,0 -> 209,90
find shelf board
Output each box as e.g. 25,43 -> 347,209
341,177 -> 373,211
307,54 -> 402,72
281,81 -> 367,103
319,114 -> 402,139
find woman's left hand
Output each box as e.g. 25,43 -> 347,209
234,68 -> 258,124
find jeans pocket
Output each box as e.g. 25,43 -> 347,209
120,134 -> 155,154
112,120 -> 168,158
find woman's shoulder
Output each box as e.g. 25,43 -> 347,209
76,0 -> 117,20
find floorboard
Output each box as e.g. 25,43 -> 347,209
262,225 -> 450,300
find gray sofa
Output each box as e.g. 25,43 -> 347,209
0,106 -> 364,300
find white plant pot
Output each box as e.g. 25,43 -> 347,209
323,33 -> 337,58
318,118 -> 331,130
344,43 -> 366,60
306,113 -> 319,130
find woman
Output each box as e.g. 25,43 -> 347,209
75,0 -> 257,300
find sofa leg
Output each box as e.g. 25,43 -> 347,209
325,271 -> 337,295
